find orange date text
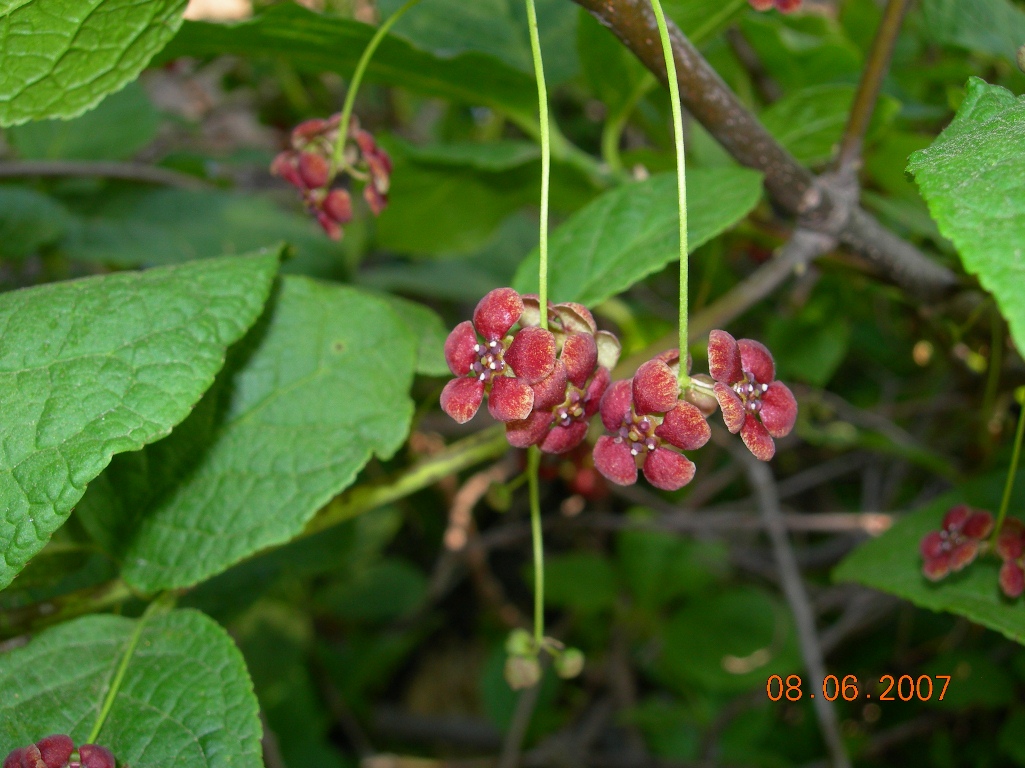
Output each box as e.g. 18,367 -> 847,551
766,674 -> 951,702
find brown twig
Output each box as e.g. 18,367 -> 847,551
835,0 -> 913,174
0,160 -> 211,190
717,432 -> 851,768
570,0 -> 959,299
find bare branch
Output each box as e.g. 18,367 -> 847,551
0,160 -> 211,190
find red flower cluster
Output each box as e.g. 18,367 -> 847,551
4,735 -> 114,768
440,289 -> 800,492
748,0 -> 801,11
919,505 -> 993,580
271,114 -> 392,240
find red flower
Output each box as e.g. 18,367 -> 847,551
708,329 -> 797,462
440,288 -> 557,424
997,518 -> 1025,598
919,504 -> 993,581
592,353 -> 711,491
506,301 -> 621,454
4,736 -> 115,768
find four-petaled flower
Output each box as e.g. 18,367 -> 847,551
997,518 -> 1025,598
441,288 -> 556,424
593,353 -> 711,491
708,329 -> 798,462
919,504 -> 994,581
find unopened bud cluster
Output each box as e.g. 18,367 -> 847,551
4,735 -> 115,768
271,114 -> 392,240
503,629 -> 585,689
441,289 -> 799,491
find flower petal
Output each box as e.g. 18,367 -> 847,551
684,374 -> 718,417
474,287 -> 524,340
633,359 -> 679,415
760,381 -> 798,437
949,540 -> 979,571
962,511 -> 994,540
37,736 -> 74,768
583,366 -> 611,418
920,531 -> 945,560
4,748 -> 27,768
1001,560 -> 1025,598
506,410 -> 554,448
942,504 -> 972,532
531,361 -> 569,411
593,435 -> 638,486
489,375 -> 535,422
923,551 -> 951,581
708,329 -> 742,383
998,519 -> 1025,561
562,332 -> 598,387
740,415 -> 776,461
643,447 -> 696,491
600,379 -> 634,431
738,338 -> 775,384
541,421 -> 589,454
506,326 -> 556,383
444,320 -> 479,376
714,382 -> 746,433
657,402 -> 711,451
440,378 -> 484,424
554,302 -> 596,333
595,330 -> 622,371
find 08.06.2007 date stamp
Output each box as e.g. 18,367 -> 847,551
767,674 -> 951,702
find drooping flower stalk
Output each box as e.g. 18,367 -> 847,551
992,387 -> 1025,545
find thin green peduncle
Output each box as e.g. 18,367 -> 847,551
524,0 -> 550,331
992,388 -> 1025,545
331,0 -> 424,174
527,446 -> 545,646
650,0 -> 690,389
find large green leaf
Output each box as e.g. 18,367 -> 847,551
762,84 -> 901,166
0,186 -> 72,259
0,608 -> 262,768
907,78 -> 1025,355
834,471 -> 1025,644
0,0 -> 187,126
76,278 -> 417,592
0,252 -> 279,590
922,0 -> 1025,65
160,3 -> 537,124
513,168 -> 763,306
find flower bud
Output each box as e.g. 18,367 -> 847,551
322,189 -> 353,224
504,655 -> 542,690
554,648 -> 585,679
79,745 -> 116,768
505,628 -> 534,657
298,152 -> 331,189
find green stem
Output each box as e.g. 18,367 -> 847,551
87,594 -> 177,743
332,0 -> 424,173
992,389 -> 1025,545
527,446 -> 545,646
649,0 -> 689,390
524,0 -> 551,330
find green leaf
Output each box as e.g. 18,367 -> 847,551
0,608 -> 262,768
543,552 -> 619,614
393,138 -> 540,171
654,586 -> 800,693
6,82 -> 159,161
907,78 -> 1025,355
664,0 -> 748,44
0,0 -> 187,126
738,14 -> 863,91
316,558 -> 428,622
160,3 -> 537,125
762,84 -> 901,166
617,526 -> 729,610
513,168 -> 763,306
0,186 -> 72,259
0,251 -> 279,590
77,278 -> 417,592
57,187 -> 344,277
379,0 -> 579,85
922,0 -> 1025,65
834,470 -> 1025,644
373,293 -> 449,377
